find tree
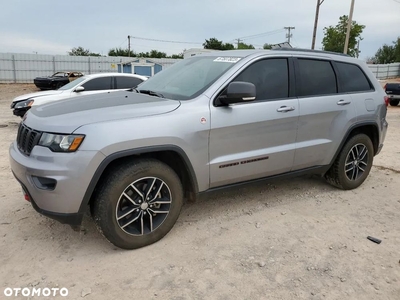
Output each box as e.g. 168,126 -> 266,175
374,45 -> 396,64
68,46 -> 100,56
203,38 -> 234,50
263,43 -> 273,50
149,50 -> 167,58
237,42 -> 255,49
322,15 -> 365,57
374,37 -> 400,64
169,53 -> 183,59
108,47 -> 136,57
395,37 -> 400,62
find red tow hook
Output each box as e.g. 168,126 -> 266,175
24,192 -> 31,202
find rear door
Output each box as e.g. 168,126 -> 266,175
292,58 -> 356,170
209,57 -> 299,188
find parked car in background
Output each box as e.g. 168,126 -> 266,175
33,71 -> 84,90
11,73 -> 148,117
384,82 -> 400,106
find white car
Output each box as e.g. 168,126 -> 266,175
11,73 -> 148,117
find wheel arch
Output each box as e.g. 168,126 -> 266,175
329,122 -> 380,168
78,145 -> 199,215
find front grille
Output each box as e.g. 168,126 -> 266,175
17,123 -> 42,156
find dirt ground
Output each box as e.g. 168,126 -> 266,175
0,83 -> 399,300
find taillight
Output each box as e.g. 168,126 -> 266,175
384,83 -> 387,90
384,96 -> 389,107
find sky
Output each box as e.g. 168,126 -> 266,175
0,0 -> 399,60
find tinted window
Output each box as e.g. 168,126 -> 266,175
82,77 -> 112,91
297,59 -> 337,97
234,59 -> 289,100
116,76 -> 143,89
336,62 -> 372,92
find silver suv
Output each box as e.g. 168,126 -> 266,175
9,49 -> 388,249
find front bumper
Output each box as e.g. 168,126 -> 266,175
9,141 -> 105,225
387,94 -> 400,100
34,80 -> 53,90
13,175 -> 84,225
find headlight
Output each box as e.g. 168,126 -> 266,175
14,99 -> 34,109
38,133 -> 85,152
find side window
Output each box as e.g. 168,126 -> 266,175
82,77 -> 112,91
297,59 -> 337,97
234,58 -> 289,100
115,76 -> 143,89
335,62 -> 372,93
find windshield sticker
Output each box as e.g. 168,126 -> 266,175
213,57 -> 241,63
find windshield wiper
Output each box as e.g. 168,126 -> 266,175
137,89 -> 165,98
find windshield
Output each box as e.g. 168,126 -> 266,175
137,56 -> 240,100
58,76 -> 87,90
52,72 -> 66,77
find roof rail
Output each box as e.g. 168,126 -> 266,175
271,47 -> 351,57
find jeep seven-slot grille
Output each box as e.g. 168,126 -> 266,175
17,123 -> 42,156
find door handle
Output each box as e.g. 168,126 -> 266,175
337,100 -> 351,106
277,106 -> 295,112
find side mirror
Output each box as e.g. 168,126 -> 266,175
219,81 -> 256,105
74,86 -> 85,93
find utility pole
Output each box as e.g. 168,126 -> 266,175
344,0 -> 355,54
128,35 -> 131,57
236,38 -> 241,49
311,0 -> 324,50
284,27 -> 295,44
356,39 -> 361,58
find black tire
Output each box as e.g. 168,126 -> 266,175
389,100 -> 399,107
55,82 -> 63,89
325,134 -> 374,190
92,159 -> 183,249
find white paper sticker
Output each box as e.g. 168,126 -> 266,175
213,57 -> 241,63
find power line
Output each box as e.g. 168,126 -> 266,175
116,37 -> 128,48
130,36 -> 202,45
238,29 -> 286,41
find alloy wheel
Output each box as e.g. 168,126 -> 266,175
115,177 -> 172,235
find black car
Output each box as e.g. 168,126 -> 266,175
33,71 -> 83,90
384,82 -> 400,106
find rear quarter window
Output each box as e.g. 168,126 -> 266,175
115,76 -> 143,89
335,62 -> 373,93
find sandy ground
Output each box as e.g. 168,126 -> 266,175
0,84 -> 399,300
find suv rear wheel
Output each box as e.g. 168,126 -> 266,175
92,159 -> 183,249
325,134 -> 374,190
389,100 -> 399,107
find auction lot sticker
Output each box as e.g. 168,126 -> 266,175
213,57 -> 241,63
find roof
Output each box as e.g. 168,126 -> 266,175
198,48 -> 353,60
83,72 -> 148,80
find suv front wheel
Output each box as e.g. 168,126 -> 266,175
93,159 -> 183,249
325,134 -> 374,190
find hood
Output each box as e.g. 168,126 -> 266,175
35,76 -> 58,79
23,90 -> 181,133
13,90 -> 64,102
